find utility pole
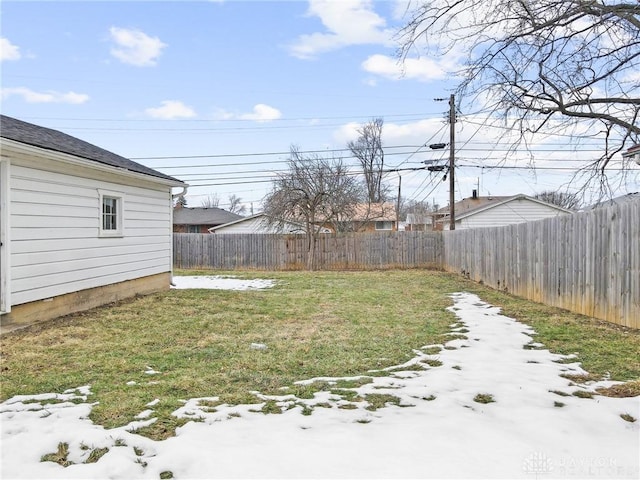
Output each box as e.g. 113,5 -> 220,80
430,94 -> 456,230
448,94 -> 456,230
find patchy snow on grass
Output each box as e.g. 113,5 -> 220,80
1,293 -> 638,479
171,275 -> 276,291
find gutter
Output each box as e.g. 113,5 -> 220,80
1,139 -> 187,188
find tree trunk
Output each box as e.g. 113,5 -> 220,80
306,233 -> 316,271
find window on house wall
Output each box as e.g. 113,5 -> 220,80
375,221 -> 393,230
187,225 -> 200,233
99,190 -> 124,237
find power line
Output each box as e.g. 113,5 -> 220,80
455,164 -> 625,171
133,145 -> 430,162
138,147 -> 612,164
388,123 -> 449,169
15,112 -> 438,123
176,162 -> 632,190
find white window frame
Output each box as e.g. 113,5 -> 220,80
98,190 -> 124,237
375,220 -> 393,231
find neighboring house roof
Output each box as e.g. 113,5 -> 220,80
0,114 -> 184,185
453,194 -> 573,221
433,194 -> 573,229
434,196 -> 511,216
350,202 -> 396,221
173,207 -> 243,226
319,202 -> 396,224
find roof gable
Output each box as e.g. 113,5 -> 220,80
435,196 -> 511,215
455,194 -> 573,220
207,213 -> 270,230
0,115 -> 183,184
208,213 -> 333,233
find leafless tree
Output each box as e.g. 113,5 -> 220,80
534,190 -> 581,210
262,145 -> 364,270
348,118 -> 389,203
399,198 -> 435,220
200,193 -> 246,214
398,1 -> 640,194
227,194 -> 247,215
200,194 -> 220,208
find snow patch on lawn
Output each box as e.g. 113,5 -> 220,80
1,293 -> 638,479
171,275 -> 276,290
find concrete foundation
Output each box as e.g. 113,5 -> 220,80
0,273 -> 171,334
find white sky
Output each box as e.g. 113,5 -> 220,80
1,280 -> 638,479
1,1 -> 638,210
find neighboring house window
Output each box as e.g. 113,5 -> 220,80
99,190 -> 124,237
375,221 -> 393,230
187,225 -> 200,233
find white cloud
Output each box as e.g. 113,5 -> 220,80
1,87 -> 89,104
391,0 -> 413,21
334,118 -> 445,145
145,100 -> 196,119
333,121 -> 361,144
289,0 -> 393,59
0,38 -> 21,61
109,27 -> 166,67
362,54 -> 452,82
239,104 -> 282,121
216,104 -> 282,122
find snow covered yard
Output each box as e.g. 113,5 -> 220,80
1,280 -> 638,479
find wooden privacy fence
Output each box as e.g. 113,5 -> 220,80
173,231 -> 443,271
442,199 -> 639,329
173,199 -> 638,328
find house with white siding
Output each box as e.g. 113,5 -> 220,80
434,193 -> 572,230
208,213 -> 331,234
0,115 -> 187,330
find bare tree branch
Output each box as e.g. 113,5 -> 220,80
398,0 -> 640,196
348,118 -> 388,204
262,145 -> 364,270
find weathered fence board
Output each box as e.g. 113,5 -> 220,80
173,231 -> 443,271
442,199 -> 639,329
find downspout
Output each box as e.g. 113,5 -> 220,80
170,186 -> 188,286
172,186 -> 188,202
0,159 -> 11,314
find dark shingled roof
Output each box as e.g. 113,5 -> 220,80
0,115 -> 184,185
173,207 -> 244,226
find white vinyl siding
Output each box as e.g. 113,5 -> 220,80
9,162 -> 173,306
456,198 -> 569,230
212,216 -> 305,234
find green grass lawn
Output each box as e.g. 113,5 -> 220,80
1,269 -> 638,440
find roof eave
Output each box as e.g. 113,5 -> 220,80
1,138 -> 187,188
